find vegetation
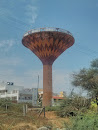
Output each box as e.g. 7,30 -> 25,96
45,95 -> 98,129
72,58 -> 98,97
56,95 -> 91,117
0,96 -> 98,129
0,99 -> 53,129
0,59 -> 98,129
70,113 -> 98,130
45,106 -> 60,111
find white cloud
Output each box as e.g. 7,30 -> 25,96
0,8 -> 12,17
0,68 -> 42,88
53,70 -> 73,94
0,57 -> 23,66
0,1 -> 39,27
23,69 -> 43,88
0,69 -> 15,83
25,5 -> 38,24
0,39 -> 19,52
0,66 -> 85,95
0,69 -> 14,76
22,69 -> 74,94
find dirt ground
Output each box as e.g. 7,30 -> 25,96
14,111 -> 70,129
0,111 -> 70,130
45,111 -> 70,129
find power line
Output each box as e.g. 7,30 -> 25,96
77,44 -> 98,55
0,8 -> 30,28
73,44 -> 98,58
0,9 -> 28,33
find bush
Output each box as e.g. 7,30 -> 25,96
0,99 -> 23,114
57,105 -> 77,117
71,114 -> 98,130
57,95 -> 91,117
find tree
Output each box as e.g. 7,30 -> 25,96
72,59 -> 98,97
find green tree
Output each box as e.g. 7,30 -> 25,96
72,59 -> 98,97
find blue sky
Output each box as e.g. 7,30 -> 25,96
0,0 -> 98,95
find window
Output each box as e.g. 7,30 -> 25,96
13,90 -> 17,93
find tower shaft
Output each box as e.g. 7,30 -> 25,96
43,64 -> 52,106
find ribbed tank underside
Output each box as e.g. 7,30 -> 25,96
22,31 -> 74,65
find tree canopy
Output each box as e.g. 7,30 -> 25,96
72,59 -> 98,97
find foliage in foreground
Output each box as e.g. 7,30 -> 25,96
0,97 -> 98,129
70,113 -> 98,130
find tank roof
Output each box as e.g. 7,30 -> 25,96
23,27 -> 73,37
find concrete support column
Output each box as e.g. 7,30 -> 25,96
42,64 -> 52,106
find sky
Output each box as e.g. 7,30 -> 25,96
0,0 -> 98,95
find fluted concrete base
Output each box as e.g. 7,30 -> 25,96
42,64 -> 52,106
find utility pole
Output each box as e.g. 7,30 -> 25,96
37,75 -> 39,89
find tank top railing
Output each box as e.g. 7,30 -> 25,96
23,27 -> 73,37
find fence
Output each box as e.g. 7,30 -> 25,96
0,100 -> 46,129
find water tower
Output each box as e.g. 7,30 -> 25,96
22,27 -> 75,106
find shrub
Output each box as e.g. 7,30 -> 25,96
57,95 -> 91,117
71,114 -> 98,130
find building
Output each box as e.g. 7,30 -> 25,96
18,88 -> 38,106
0,82 -> 23,101
52,96 -> 64,106
59,91 -> 66,97
0,82 -> 38,106
38,88 -> 65,106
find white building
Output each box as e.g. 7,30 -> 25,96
0,82 -> 23,101
0,82 -> 38,106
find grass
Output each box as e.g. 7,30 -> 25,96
0,98 -> 98,129
45,105 -> 60,111
0,101 -> 53,129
